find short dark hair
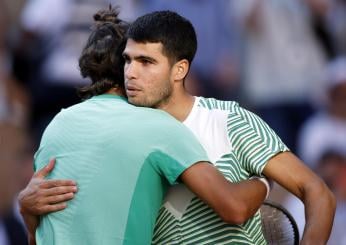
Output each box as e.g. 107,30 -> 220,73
127,10 -> 197,65
78,6 -> 128,100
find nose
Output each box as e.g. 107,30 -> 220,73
124,61 -> 137,81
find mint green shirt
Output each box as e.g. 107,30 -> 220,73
34,94 -> 209,245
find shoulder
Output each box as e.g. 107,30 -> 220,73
42,101 -> 92,133
197,97 -> 256,123
192,97 -> 260,132
197,97 -> 239,112
57,100 -> 89,116
134,106 -> 181,125
133,107 -> 192,135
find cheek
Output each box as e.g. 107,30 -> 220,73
141,67 -> 171,95
141,80 -> 156,94
141,74 -> 161,93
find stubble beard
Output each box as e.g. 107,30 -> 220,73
129,82 -> 173,109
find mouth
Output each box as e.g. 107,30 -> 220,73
125,83 -> 141,97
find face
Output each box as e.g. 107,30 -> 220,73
122,39 -> 174,108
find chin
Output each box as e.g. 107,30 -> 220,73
128,98 -> 149,107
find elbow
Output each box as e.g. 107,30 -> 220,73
221,214 -> 248,225
305,177 -> 337,213
218,202 -> 250,225
325,185 -> 336,214
318,178 -> 336,210
320,181 -> 337,222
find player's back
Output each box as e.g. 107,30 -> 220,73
34,94 -> 208,245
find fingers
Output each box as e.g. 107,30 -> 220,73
37,202 -> 68,214
41,186 -> 77,197
45,192 -> 75,204
34,158 -> 56,178
39,179 -> 77,189
26,191 -> 75,215
19,172 -> 78,216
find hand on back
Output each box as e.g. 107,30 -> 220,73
18,159 -> 77,215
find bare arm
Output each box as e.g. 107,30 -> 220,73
262,151 -> 336,245
180,162 -> 267,224
21,214 -> 38,245
18,159 -> 77,244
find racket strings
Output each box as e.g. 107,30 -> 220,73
261,201 -> 299,245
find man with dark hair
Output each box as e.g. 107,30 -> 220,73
120,10 -> 334,244
18,8 -> 269,245
19,9 -> 335,245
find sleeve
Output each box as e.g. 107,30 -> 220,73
227,104 -> 289,176
149,123 -> 210,185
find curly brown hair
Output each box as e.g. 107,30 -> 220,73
78,5 -> 128,100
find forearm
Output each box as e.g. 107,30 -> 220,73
20,210 -> 39,243
18,188 -> 40,240
22,213 -> 38,245
29,233 -> 36,245
262,152 -> 336,243
300,180 -> 336,245
181,162 -> 267,224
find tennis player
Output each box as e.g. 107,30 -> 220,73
18,7 -> 269,245
20,8 -> 335,245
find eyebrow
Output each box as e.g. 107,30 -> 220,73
136,55 -> 157,63
122,52 -> 157,64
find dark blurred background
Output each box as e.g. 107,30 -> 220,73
0,0 -> 345,244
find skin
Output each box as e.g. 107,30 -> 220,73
19,159 -> 77,245
19,37 -> 335,244
264,152 -> 335,244
123,40 -> 174,109
122,38 -> 336,244
123,39 -> 196,121
19,84 -> 268,245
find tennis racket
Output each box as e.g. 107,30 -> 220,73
260,200 -> 300,245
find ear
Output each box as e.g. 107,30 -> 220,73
172,59 -> 190,82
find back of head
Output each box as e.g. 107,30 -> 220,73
78,6 -> 128,100
127,10 -> 197,64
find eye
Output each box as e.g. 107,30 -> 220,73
141,59 -> 153,65
122,54 -> 130,64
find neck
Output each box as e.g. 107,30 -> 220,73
157,87 -> 195,122
106,87 -> 126,97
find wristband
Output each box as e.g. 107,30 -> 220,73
250,176 -> 271,199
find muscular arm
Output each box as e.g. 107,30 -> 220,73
180,162 -> 267,224
262,151 -> 336,245
19,159 -> 266,233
